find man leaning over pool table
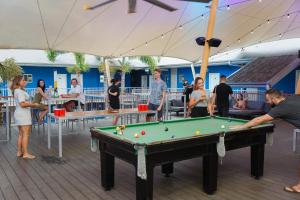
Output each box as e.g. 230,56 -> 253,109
231,89 -> 300,193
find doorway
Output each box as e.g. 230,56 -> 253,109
56,74 -> 67,95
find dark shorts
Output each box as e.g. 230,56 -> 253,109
217,105 -> 229,117
147,103 -> 163,119
191,107 -> 209,118
109,102 -> 120,110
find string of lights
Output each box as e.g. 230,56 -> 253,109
119,0 -> 299,59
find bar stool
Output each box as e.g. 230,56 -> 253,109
293,129 -> 300,153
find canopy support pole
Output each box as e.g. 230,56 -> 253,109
200,0 -> 219,81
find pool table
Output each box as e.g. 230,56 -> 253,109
90,116 -> 274,200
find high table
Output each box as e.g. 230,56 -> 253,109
0,100 -> 10,142
47,108 -> 157,157
47,97 -> 81,113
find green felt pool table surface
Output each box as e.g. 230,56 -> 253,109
92,116 -> 271,145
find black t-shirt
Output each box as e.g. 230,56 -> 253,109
108,85 -> 120,109
213,83 -> 233,107
182,87 -> 193,103
267,95 -> 300,128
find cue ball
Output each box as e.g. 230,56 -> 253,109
141,130 -> 146,135
134,133 -> 139,138
165,127 -> 168,131
221,125 -> 225,129
195,130 -> 201,135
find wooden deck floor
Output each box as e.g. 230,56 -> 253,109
0,119 -> 299,200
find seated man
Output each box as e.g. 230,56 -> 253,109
233,93 -> 247,110
61,78 -> 85,112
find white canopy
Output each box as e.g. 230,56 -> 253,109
1,0 -> 299,62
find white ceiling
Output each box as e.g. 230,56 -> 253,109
0,0 -> 300,62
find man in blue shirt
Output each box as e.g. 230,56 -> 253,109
146,68 -> 167,122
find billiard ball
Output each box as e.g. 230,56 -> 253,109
221,125 -> 225,129
141,130 -> 146,135
113,131 -> 117,135
116,127 -> 121,131
134,133 -> 139,138
120,125 -> 126,129
164,127 -> 168,131
195,130 -> 201,135
171,135 -> 175,139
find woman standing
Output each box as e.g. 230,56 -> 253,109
32,79 -> 48,123
11,76 -> 37,159
108,79 -> 121,125
189,77 -> 213,118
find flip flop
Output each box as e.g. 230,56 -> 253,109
284,186 -> 300,193
17,152 -> 23,157
23,154 -> 36,160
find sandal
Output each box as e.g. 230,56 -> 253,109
284,186 -> 300,193
17,152 -> 23,157
23,154 -> 36,160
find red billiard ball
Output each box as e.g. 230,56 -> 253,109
141,130 -> 146,135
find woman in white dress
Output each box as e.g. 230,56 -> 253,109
11,76 -> 38,159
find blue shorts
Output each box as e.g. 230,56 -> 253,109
147,103 -> 163,119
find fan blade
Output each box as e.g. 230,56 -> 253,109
178,0 -> 212,3
128,0 -> 137,13
144,0 -> 177,12
87,0 -> 118,10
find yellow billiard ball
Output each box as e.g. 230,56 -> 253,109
116,127 -> 121,131
195,130 -> 201,136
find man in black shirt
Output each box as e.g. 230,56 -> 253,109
182,81 -> 193,103
231,89 -> 300,193
212,75 -> 233,117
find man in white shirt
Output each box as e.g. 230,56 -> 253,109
62,78 -> 85,112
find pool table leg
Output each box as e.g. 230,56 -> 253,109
161,163 -> 174,177
203,153 -> 218,195
100,151 -> 115,190
136,165 -> 154,200
251,143 -> 265,179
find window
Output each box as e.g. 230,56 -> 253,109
23,74 -> 33,83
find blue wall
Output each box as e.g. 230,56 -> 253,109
19,64 -> 300,94
273,65 -> 300,94
22,66 -> 102,88
177,64 -> 240,89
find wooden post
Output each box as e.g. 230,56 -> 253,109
199,0 -> 219,81
105,59 -> 111,84
296,76 -> 300,94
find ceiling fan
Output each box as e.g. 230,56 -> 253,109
84,0 -> 212,13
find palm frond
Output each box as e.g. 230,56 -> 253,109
66,53 -> 90,74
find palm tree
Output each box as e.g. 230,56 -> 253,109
66,53 -> 89,85
137,56 -> 160,72
118,57 -> 131,94
98,57 -> 117,109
